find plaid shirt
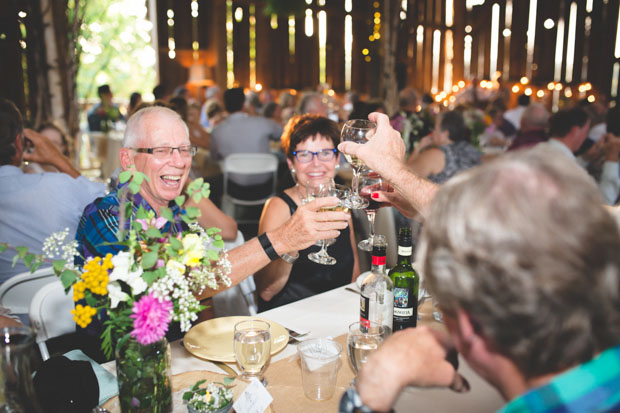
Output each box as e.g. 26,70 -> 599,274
74,184 -> 185,266
499,344 -> 620,413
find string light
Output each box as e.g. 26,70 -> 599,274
226,0 -> 234,88
167,7 -> 175,59
191,0 -> 199,61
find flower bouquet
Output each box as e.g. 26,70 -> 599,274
183,378 -> 234,413
2,172 -> 231,412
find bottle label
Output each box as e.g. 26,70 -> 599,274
393,287 -> 417,329
371,255 -> 386,266
360,294 -> 370,330
397,246 -> 412,256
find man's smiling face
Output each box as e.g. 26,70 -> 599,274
130,112 -> 191,213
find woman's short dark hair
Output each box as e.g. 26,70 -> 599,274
439,110 -> 470,143
281,114 -> 340,160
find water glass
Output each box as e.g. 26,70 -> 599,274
346,321 -> 386,375
297,338 -> 342,401
233,320 -> 271,385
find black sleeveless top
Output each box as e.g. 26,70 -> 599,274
258,191 -> 355,311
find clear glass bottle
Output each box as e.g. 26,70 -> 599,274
360,235 -> 393,335
389,227 -> 420,331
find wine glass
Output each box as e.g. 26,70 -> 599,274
357,171 -> 393,251
347,321 -> 386,375
234,319 -> 271,385
341,119 -> 376,209
306,180 -> 350,265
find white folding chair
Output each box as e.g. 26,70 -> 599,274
0,267 -> 57,322
29,280 -> 75,360
221,153 -> 278,224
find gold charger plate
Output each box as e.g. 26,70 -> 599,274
183,316 -> 289,362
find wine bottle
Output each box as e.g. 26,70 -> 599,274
389,227 -> 419,331
360,235 -> 393,335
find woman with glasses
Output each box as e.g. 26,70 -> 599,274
255,115 -> 360,311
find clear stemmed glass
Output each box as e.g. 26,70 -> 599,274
341,119 -> 376,209
233,319 -> 271,385
305,180 -> 350,265
347,321 -> 386,375
357,171 -> 392,251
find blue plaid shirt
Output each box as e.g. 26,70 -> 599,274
499,344 -> 620,413
74,184 -> 185,266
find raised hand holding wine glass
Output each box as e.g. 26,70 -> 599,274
341,119 -> 376,209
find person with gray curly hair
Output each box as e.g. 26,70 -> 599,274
339,141 -> 620,411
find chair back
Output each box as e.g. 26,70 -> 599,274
29,280 -> 75,360
0,267 -> 56,315
221,153 -> 279,223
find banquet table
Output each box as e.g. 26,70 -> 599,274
138,283 -> 505,412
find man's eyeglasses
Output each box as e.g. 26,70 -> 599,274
292,148 -> 338,163
133,145 -> 197,158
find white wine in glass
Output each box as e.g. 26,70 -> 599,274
234,320 -> 271,384
347,321 -> 386,374
341,119 -> 376,209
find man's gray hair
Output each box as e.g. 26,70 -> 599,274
123,106 -> 188,148
520,103 -> 549,131
418,147 -> 620,379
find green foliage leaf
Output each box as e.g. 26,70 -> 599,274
128,181 -> 141,194
165,245 -> 178,257
118,170 -> 132,184
192,192 -> 202,203
141,251 -> 159,269
15,246 -> 28,258
170,237 -> 183,250
85,294 -> 97,307
185,206 -> 200,219
206,250 -> 220,261
206,227 -> 221,236
23,253 -> 35,268
223,377 -> 235,385
132,172 -> 144,185
175,195 -> 186,207
60,269 -> 79,289
0,243 -> 7,254
53,259 -> 67,274
11,255 -> 19,268
213,239 -> 225,250
142,270 -> 158,285
30,259 -> 43,273
181,215 -> 193,225
187,178 -> 203,194
161,207 -> 174,222
145,227 -> 162,239
135,206 -> 149,220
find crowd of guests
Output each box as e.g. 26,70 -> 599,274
1,76 -> 620,410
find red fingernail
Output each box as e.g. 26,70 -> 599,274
371,193 -> 379,199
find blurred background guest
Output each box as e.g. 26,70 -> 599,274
87,84 -> 124,132
507,103 -> 549,151
255,114 -> 360,311
407,110 -> 481,184
127,92 -> 142,118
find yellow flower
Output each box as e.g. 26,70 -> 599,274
71,304 -> 97,328
73,281 -> 86,302
205,391 -> 211,403
81,254 -> 113,296
180,234 -> 205,267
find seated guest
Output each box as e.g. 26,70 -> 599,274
127,92 -> 142,118
507,103 -> 549,151
203,99 -> 226,132
341,148 -> 620,413
503,93 -> 530,131
23,122 -> 70,174
87,84 -> 124,132
169,96 -> 210,150
407,110 -> 481,184
210,88 -> 283,199
539,107 -> 620,205
0,99 -> 106,283
256,115 -> 360,311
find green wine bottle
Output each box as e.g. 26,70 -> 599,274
389,227 -> 419,331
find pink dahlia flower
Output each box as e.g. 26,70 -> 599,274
130,292 -> 173,345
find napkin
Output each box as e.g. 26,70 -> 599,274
64,349 -> 118,405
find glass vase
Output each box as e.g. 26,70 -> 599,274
115,335 -> 172,413
0,326 -> 42,413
